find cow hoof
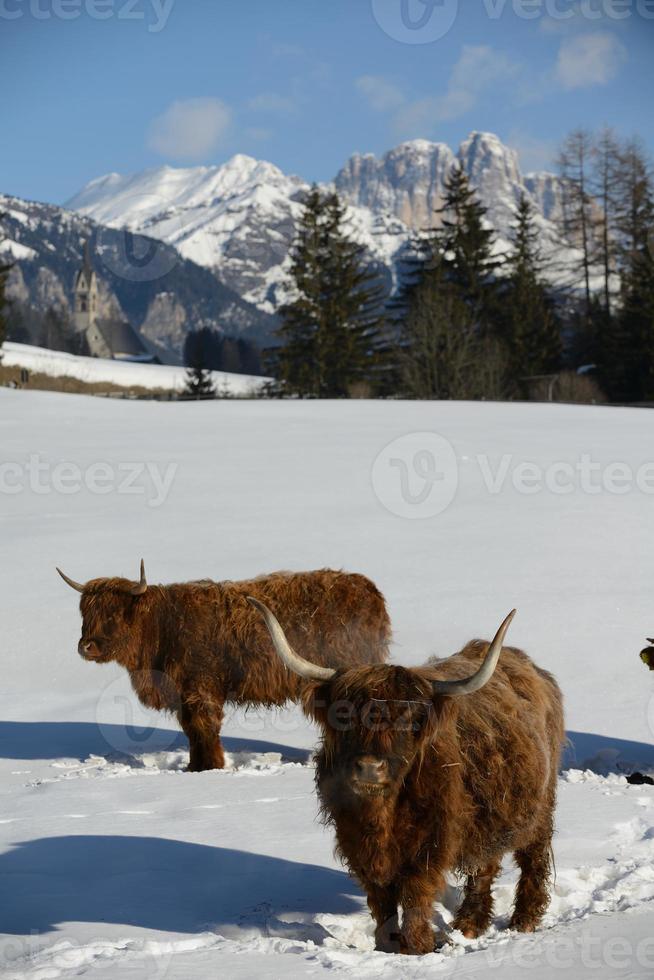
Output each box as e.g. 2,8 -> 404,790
509,916 -> 537,933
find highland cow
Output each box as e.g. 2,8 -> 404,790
57,561 -> 390,771
249,598 -> 565,955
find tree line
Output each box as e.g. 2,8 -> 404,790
267,128 -> 653,403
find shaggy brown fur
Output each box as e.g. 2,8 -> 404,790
63,568 -> 390,771
302,639 -> 565,955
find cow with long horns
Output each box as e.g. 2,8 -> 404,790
248,598 -> 564,955
57,562 -> 390,771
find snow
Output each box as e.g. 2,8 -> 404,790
1,342 -> 266,395
0,240 -> 37,262
65,132 -> 598,311
1,390 -> 654,978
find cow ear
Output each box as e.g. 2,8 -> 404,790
426,692 -> 458,733
302,680 -> 331,725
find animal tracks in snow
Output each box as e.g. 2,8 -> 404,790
5,769 -> 654,979
25,747 -> 313,786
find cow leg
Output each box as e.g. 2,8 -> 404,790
398,872 -> 444,955
452,860 -> 501,939
180,700 -> 225,772
366,883 -> 401,953
509,837 -> 552,932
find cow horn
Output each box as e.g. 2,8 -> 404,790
430,609 -> 516,696
247,597 -> 336,682
56,568 -> 86,593
130,559 -> 148,596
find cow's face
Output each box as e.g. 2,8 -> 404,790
77,581 -> 146,665
246,596 -> 515,808
57,562 -> 149,667
306,667 -> 448,802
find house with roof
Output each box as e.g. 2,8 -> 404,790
73,243 -> 159,363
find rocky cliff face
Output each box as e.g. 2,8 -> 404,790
0,194 -> 275,360
66,131 -> 569,313
3,131 -> 574,359
335,139 -> 456,229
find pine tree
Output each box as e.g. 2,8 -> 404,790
431,164 -> 501,333
612,148 -> 654,401
598,140 -> 654,401
0,260 -> 10,360
400,261 -> 508,401
0,214 -> 13,361
502,194 -> 562,394
184,327 -> 217,398
272,186 -> 387,397
396,164 -> 510,399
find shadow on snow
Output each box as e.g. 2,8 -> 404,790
0,835 -> 361,936
0,720 -> 311,764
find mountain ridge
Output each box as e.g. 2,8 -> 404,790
66,131 -> 574,319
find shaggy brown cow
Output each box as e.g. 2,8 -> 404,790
57,562 -> 390,771
249,598 -> 565,955
640,640 -> 654,670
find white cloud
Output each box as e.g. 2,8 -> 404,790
355,75 -> 405,112
393,45 -> 520,137
554,32 -> 627,89
147,98 -> 231,160
247,92 -> 299,115
438,45 -> 520,118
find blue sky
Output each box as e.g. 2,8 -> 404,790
2,0 -> 653,204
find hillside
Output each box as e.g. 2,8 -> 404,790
0,195 -> 276,360
1,342 -> 266,395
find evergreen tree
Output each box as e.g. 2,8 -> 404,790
271,186 -> 387,397
400,261 -> 508,400
184,327 -> 216,398
599,140 -> 654,401
39,306 -> 88,355
0,214 -> 13,360
502,194 -> 562,394
431,164 -> 501,333
0,259 -> 10,359
397,164 -> 509,399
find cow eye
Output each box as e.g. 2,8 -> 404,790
328,700 -> 355,731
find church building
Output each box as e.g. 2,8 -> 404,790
73,243 -> 158,363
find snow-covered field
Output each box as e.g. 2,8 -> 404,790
1,343 -> 265,395
1,389 -> 654,979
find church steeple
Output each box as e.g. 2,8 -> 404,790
73,239 -> 98,333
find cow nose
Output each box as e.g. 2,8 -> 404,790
354,757 -> 388,782
78,639 -> 96,658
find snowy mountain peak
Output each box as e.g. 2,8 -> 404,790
65,131 -> 568,320
336,139 -> 455,228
